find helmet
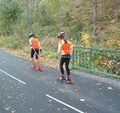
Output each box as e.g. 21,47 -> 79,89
29,33 -> 35,38
57,32 -> 65,39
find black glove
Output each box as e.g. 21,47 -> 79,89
40,49 -> 42,53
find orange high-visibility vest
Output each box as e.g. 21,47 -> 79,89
29,38 -> 40,49
61,42 -> 72,55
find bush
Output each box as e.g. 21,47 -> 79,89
38,4 -> 56,26
0,36 -> 24,50
0,1 -> 22,35
70,20 -> 84,41
62,9 -> 72,26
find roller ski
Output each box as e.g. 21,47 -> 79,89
57,75 -> 67,83
57,76 -> 73,85
31,62 -> 42,71
66,76 -> 74,85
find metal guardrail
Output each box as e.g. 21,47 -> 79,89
72,46 -> 120,76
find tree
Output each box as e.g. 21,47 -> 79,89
92,0 -> 98,36
0,1 -> 22,35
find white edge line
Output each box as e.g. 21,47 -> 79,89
0,69 -> 26,85
46,94 -> 84,113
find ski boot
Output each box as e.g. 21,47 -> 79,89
66,76 -> 73,85
57,75 -> 66,83
34,64 -> 42,71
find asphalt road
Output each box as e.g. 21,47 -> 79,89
0,50 -> 120,113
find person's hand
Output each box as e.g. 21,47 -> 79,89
70,53 -> 73,58
40,49 -> 42,53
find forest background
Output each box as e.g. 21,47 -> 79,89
0,0 -> 120,76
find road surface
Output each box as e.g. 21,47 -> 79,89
0,50 -> 120,113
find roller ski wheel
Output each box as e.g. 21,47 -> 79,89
57,76 -> 67,83
66,80 -> 74,85
66,77 -> 74,85
31,64 -> 42,71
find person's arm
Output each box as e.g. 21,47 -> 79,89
58,39 -> 64,53
67,40 -> 73,55
58,43 -> 62,53
38,41 -> 41,49
68,41 -> 73,55
70,43 -> 73,55
29,38 -> 33,48
38,40 -> 42,53
29,38 -> 32,45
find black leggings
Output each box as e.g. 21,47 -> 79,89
60,57 -> 70,76
31,48 -> 39,59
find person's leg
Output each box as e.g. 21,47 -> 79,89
65,58 -> 70,75
59,57 -> 66,80
31,49 -> 36,68
35,49 -> 39,59
34,49 -> 41,70
65,58 -> 73,84
60,58 -> 64,74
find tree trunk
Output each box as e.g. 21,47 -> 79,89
92,0 -> 98,36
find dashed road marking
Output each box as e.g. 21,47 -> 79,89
0,69 -> 26,85
46,94 -> 84,113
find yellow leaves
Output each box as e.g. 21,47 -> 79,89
81,33 -> 90,46
82,34 -> 89,40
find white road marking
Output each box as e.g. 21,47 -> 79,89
46,94 -> 84,113
0,69 -> 26,85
